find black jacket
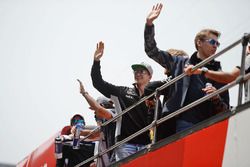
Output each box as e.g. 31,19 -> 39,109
91,61 -> 151,145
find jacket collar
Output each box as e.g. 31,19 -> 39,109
189,52 -> 220,69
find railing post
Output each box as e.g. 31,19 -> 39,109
238,33 -> 250,105
151,89 -> 161,144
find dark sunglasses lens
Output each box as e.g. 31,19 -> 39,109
74,119 -> 84,125
209,39 -> 220,47
209,39 -> 216,45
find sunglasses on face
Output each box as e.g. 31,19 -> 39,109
72,119 -> 85,126
205,38 -> 220,47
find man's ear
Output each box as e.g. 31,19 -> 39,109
197,39 -> 202,48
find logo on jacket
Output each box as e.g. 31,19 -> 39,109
125,88 -> 137,99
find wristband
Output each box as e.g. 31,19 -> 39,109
201,67 -> 208,76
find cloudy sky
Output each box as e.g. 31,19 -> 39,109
0,0 -> 249,164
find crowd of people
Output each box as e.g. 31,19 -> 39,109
56,3 -> 250,167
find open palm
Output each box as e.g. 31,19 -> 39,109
147,3 -> 163,25
94,41 -> 104,61
77,79 -> 85,95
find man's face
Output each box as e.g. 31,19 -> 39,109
133,68 -> 151,85
71,116 -> 84,126
198,33 -> 220,58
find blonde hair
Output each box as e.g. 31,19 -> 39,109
167,49 -> 188,57
194,29 -> 221,50
165,49 -> 188,75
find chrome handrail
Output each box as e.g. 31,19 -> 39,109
238,33 -> 250,105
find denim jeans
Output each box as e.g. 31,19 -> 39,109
115,143 -> 146,161
176,119 -> 194,132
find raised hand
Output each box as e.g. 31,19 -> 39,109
146,3 -> 163,26
77,79 -> 86,95
94,41 -> 104,61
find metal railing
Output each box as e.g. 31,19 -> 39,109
238,33 -> 250,105
74,34 -> 249,167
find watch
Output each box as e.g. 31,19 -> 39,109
201,67 -> 208,76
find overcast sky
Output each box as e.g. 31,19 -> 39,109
0,0 -> 250,164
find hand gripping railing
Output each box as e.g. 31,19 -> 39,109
75,35 -> 248,167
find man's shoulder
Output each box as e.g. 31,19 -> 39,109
211,60 -> 222,70
124,86 -> 138,97
115,85 -> 135,93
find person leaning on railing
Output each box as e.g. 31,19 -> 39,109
144,3 -> 229,132
143,49 -> 189,141
185,44 -> 250,101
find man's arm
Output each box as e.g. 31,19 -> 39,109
91,41 -> 121,98
144,4 -> 174,70
205,68 -> 240,83
80,129 -> 100,139
77,79 -> 113,120
185,65 -> 240,84
70,126 -> 100,140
